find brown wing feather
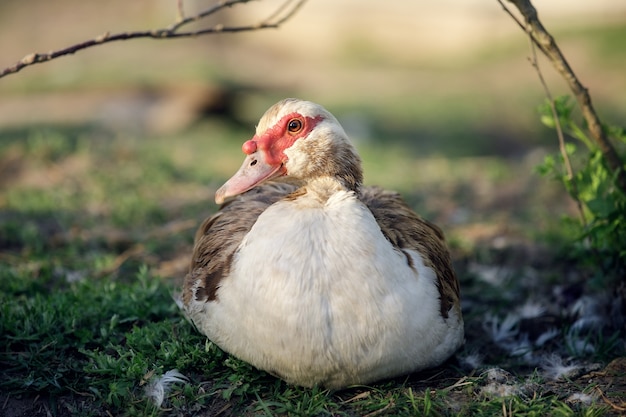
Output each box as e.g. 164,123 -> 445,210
183,183 -> 298,305
360,186 -> 460,319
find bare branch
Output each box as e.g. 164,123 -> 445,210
0,0 -> 307,79
499,0 -> 626,194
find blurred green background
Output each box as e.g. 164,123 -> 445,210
1,3 -> 625,414
1,0 -> 625,275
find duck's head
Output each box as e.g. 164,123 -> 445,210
215,98 -> 363,204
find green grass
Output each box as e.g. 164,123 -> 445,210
1,121 -> 623,416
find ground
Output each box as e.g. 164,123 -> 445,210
1,1 -> 625,416
0,117 -> 624,416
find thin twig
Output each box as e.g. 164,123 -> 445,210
362,399 -> 395,417
442,376 -> 473,391
0,0 -> 307,79
501,0 -> 626,194
596,387 -> 626,412
95,244 -> 146,278
522,20 -> 587,225
261,0 -> 308,27
260,0 -> 297,24
167,0 -> 253,33
495,0 -> 526,34
341,391 -> 371,404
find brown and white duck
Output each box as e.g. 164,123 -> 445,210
182,98 -> 464,389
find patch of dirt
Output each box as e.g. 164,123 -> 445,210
0,393 -> 103,417
577,357 -> 626,413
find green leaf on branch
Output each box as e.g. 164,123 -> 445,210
537,95 -> 626,279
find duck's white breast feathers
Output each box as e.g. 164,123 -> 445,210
189,187 -> 461,387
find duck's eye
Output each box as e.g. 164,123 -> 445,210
287,119 -> 303,133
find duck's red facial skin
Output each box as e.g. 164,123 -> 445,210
214,113 -> 323,204
243,113 -> 324,166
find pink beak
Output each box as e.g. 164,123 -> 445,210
215,153 -> 284,205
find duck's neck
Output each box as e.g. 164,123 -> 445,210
296,177 -> 353,204
285,136 -> 363,194
321,142 -> 363,193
